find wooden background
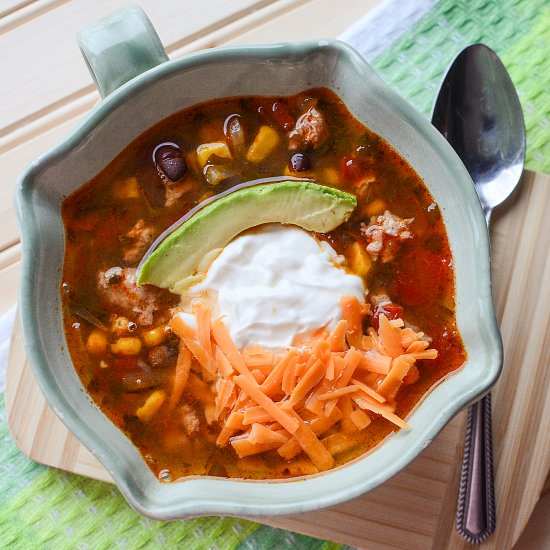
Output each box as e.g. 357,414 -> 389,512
1,1 -> 549,548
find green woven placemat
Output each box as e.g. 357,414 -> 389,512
2,1 -> 548,548
372,0 -> 549,174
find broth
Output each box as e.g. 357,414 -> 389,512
62,88 -> 466,481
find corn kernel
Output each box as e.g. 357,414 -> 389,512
136,390 -> 166,422
320,167 -> 341,185
196,142 -> 232,168
142,326 -> 167,348
112,176 -> 141,199
86,329 -> 107,357
110,337 -> 142,356
246,126 -> 281,162
364,199 -> 387,217
348,242 -> 372,278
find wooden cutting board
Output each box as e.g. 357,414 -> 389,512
5,170 -> 550,549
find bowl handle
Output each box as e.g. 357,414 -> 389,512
77,5 -> 168,99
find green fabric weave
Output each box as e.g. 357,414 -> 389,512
372,0 -> 549,173
2,0 -> 548,548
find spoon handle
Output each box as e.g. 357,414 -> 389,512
456,206 -> 496,543
456,393 -> 496,543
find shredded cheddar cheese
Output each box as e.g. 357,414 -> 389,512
167,295 -> 438,472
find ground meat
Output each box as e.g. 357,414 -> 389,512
181,404 -> 200,435
369,293 -> 392,307
163,181 -> 195,207
98,267 -> 159,326
355,175 -> 376,202
361,210 -> 414,263
288,106 -> 328,150
123,219 -> 154,264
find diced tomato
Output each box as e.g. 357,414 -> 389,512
251,99 -> 270,120
372,302 -> 404,329
393,250 -> 447,306
251,99 -> 294,130
340,154 -> 369,183
271,101 -> 294,130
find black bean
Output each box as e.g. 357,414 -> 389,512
121,367 -> 168,392
153,142 -> 188,182
148,345 -> 177,369
289,152 -> 312,172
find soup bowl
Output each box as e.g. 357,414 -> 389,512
15,6 -> 502,519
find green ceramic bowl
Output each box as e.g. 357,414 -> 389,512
15,6 -> 502,519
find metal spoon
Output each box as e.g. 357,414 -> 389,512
431,44 -> 526,543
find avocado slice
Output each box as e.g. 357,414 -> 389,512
137,181 -> 357,290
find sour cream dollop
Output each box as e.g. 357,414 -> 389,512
188,224 -> 365,349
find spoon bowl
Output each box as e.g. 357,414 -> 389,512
432,44 -> 526,221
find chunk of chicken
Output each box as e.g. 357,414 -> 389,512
361,210 -> 414,263
355,175 -> 376,203
123,219 -> 154,264
163,180 -> 195,207
288,106 -> 328,150
181,403 -> 200,435
369,293 -> 392,307
98,267 -> 159,326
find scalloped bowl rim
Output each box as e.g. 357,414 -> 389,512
15,40 -> 503,519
